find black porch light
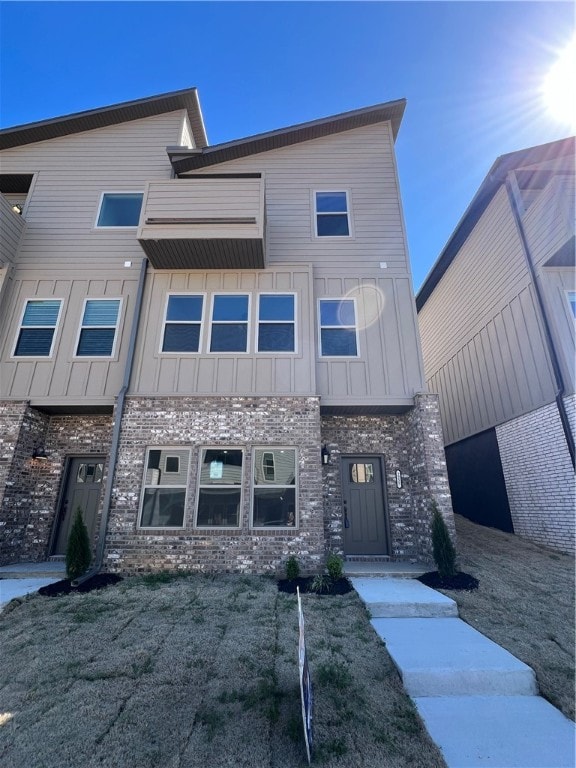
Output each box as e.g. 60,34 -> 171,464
32,445 -> 48,461
321,444 -> 330,465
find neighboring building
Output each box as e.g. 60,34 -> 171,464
417,138 -> 575,553
0,88 -> 452,574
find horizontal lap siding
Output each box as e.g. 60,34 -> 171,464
523,174 -> 575,267
541,268 -> 576,394
1,196 -> 25,264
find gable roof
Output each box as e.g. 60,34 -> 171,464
0,87 -> 207,151
171,99 -> 406,174
416,136 -> 575,311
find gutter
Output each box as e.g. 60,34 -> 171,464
505,175 -> 575,470
73,257 -> 149,585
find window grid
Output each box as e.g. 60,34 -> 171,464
13,299 -> 63,358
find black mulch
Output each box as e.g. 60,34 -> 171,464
277,576 -> 353,595
418,571 -> 479,591
38,573 -> 123,597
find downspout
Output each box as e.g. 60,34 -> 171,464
504,175 -> 575,469
75,257 -> 149,583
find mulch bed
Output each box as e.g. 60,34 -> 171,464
418,571 -> 479,591
277,576 -> 353,595
38,573 -> 123,597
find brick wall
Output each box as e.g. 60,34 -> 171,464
496,398 -> 576,553
104,396 -> 325,575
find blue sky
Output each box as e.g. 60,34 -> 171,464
0,1 -> 573,289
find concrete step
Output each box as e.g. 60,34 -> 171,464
0,562 -> 66,579
414,695 -> 576,768
351,577 -> 458,618
371,617 -> 537,697
344,561 -> 428,578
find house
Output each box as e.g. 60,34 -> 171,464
0,87 -> 452,574
417,138 -> 575,553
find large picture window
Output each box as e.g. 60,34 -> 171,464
319,299 -> 358,356
75,299 -> 121,357
257,294 -> 295,352
13,299 -> 62,357
139,448 -> 189,528
197,449 -> 243,527
209,295 -> 249,352
96,192 -> 143,227
252,448 -> 296,528
314,191 -> 351,237
162,294 -> 204,352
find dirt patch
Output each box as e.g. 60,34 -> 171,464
277,576 -> 353,595
38,573 -> 123,597
418,571 -> 479,591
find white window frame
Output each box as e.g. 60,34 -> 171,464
251,447 -> 298,530
195,447 -> 244,529
312,190 -> 353,239
94,191 -> 144,229
566,290 -> 576,319
11,298 -> 64,358
256,292 -> 297,354
208,293 -> 251,354
138,446 -> 190,530
73,297 -> 122,359
317,297 -> 360,358
160,292 -> 206,355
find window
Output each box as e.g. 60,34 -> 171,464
567,291 -> 576,319
197,449 -> 243,527
75,299 -> 121,357
210,295 -> 249,352
319,299 -> 358,356
162,295 -> 204,353
96,192 -> 143,227
13,299 -> 62,357
253,448 -> 296,527
139,448 -> 189,528
257,294 -> 295,352
314,191 -> 350,237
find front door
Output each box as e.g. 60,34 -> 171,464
52,457 -> 105,555
341,456 -> 390,556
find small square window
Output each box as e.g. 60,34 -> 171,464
96,193 -> 143,227
13,299 -> 62,357
319,299 -> 358,356
76,299 -> 121,357
315,191 -> 350,237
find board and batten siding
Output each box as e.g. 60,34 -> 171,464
418,185 -> 557,446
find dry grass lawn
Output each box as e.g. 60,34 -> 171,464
0,574 -> 445,768
444,514 -> 575,720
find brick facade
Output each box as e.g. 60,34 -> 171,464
496,397 -> 576,554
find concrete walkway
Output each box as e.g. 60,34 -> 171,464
352,577 -> 576,768
0,561 -> 65,612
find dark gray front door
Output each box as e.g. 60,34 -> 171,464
52,457 -> 105,555
342,456 -> 390,555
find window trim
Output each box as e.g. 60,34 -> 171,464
566,290 -> 576,319
256,292 -> 297,354
195,446 -> 244,529
11,298 -> 64,358
159,292 -> 206,355
94,191 -> 144,229
208,293 -> 251,354
73,297 -> 123,359
312,189 -> 353,239
317,297 -> 360,358
251,446 -> 298,530
137,446 -> 190,530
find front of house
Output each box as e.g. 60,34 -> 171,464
0,88 -> 452,573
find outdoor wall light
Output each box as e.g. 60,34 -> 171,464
32,445 -> 48,461
321,444 -> 330,465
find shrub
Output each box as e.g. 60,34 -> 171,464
285,555 -> 300,581
431,502 -> 457,578
66,507 -> 92,581
326,552 -> 344,582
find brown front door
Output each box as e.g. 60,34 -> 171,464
342,456 -> 390,556
52,457 -> 105,555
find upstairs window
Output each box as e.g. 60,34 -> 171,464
96,192 -> 143,227
13,299 -> 62,357
314,191 -> 350,237
257,294 -> 296,352
162,295 -> 204,353
567,291 -> 576,319
319,299 -> 358,357
76,299 -> 121,357
252,448 -> 297,528
210,294 -> 249,352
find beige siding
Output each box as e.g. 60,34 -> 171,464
419,186 -> 557,445
0,194 -> 25,265
523,173 -> 575,268
541,268 -> 576,394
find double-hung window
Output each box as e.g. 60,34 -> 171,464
257,294 -> 296,352
76,299 -> 121,357
319,299 -> 358,357
197,449 -> 243,527
162,294 -> 204,352
96,192 -> 143,227
210,294 -> 249,352
314,191 -> 350,237
252,448 -> 296,527
139,448 -> 189,528
13,299 -> 62,357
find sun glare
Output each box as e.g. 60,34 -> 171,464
542,36 -> 576,131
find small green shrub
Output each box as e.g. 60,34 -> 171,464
326,552 -> 344,581
431,502 -> 457,578
285,555 -> 300,580
310,574 -> 331,594
66,507 -> 92,581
